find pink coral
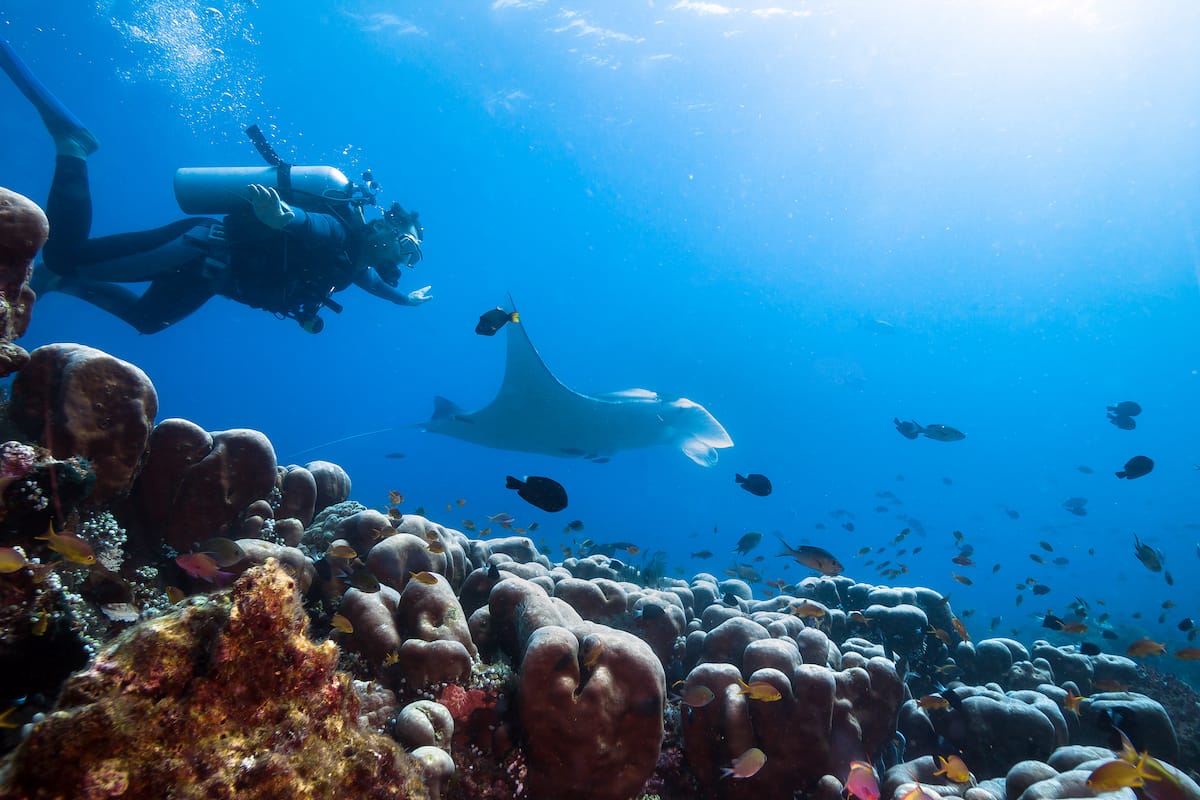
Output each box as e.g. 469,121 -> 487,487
0,440 -> 35,480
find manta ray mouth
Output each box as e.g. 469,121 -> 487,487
423,300 -> 733,464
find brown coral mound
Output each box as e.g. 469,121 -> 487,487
0,560 -> 428,800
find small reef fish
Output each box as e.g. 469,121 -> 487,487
1106,401 -> 1142,430
0,707 -> 21,729
1125,638 -> 1166,657
735,473 -> 772,497
734,532 -> 762,554
1061,497 -> 1088,516
736,678 -> 781,702
175,552 -> 220,581
1063,689 -> 1085,714
388,490 -> 404,505
0,547 -> 27,573
1087,759 -> 1147,793
330,613 -> 353,634
36,524 -> 95,565
933,755 -> 971,783
1115,455 -> 1154,480
900,783 -> 940,800
677,683 -> 715,708
691,550 -> 713,559
326,544 -> 357,560
790,601 -> 826,619
475,307 -> 519,336
721,747 -> 766,780
1174,648 -> 1200,660
895,419 -> 965,442
1133,534 -> 1164,572
845,761 -> 880,800
917,695 -> 951,711
507,475 -> 568,512
199,537 -> 245,568
409,571 -> 439,586
345,568 -> 380,593
488,512 -> 515,525
776,534 -> 844,576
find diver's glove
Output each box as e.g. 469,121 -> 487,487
405,285 -> 433,306
247,184 -> 295,230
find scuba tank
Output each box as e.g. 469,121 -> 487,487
174,165 -> 353,215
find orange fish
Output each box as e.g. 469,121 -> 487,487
1174,648 -> 1200,660
1087,758 -> 1148,793
917,695 -> 951,711
388,490 -> 404,505
1063,689 -> 1085,714
790,601 -> 827,619
951,617 -> 970,641
1060,622 -> 1088,635
900,783 -> 940,800
951,574 -> 973,585
456,498 -> 467,507
409,571 -> 439,585
382,650 -> 400,667
165,586 -> 186,604
175,552 -> 221,581
951,556 -> 975,567
36,524 -> 95,565
845,761 -> 880,800
1125,638 -> 1166,658
426,540 -> 446,555
933,755 -> 971,783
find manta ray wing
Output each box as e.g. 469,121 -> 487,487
424,305 -> 733,464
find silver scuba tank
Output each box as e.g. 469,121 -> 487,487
173,165 -> 353,214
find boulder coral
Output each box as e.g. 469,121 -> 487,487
8,343 -> 157,504
127,418 -> 277,552
0,187 -> 44,377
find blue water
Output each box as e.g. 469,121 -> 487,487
3,2 -> 1200,672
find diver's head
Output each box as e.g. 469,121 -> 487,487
364,202 -> 423,286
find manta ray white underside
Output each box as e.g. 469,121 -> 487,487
423,305 -> 733,466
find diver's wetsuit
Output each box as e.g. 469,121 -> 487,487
42,155 -> 360,334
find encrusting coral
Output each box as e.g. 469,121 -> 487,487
0,560 -> 429,799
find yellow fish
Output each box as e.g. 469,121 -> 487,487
0,547 -> 28,573
1087,758 -> 1147,793
331,613 -> 354,634
36,523 -> 95,565
736,678 -> 782,702
933,755 -> 971,783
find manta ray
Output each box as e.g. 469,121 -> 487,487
423,304 -> 733,466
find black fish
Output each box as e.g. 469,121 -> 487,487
1102,629 -> 1119,640
384,452 -> 406,459
1179,618 -> 1195,632
735,473 -> 772,497
1116,456 -> 1154,480
893,418 -> 921,440
1032,584 -> 1051,596
475,307 -> 519,336
1108,413 -> 1136,430
1108,401 -> 1142,417
1043,613 -> 1065,630
505,475 -> 568,512
1081,642 -> 1102,656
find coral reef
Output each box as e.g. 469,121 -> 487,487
1,339 -> 1198,800
0,560 -> 429,799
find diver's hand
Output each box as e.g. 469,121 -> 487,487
247,184 -> 295,230
405,285 -> 433,306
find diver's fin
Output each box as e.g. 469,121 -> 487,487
0,37 -> 98,155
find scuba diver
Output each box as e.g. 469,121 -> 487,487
1,37 -> 432,334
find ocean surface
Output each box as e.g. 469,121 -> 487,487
2,2 -> 1199,684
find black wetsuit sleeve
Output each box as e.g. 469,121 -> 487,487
281,209 -> 350,247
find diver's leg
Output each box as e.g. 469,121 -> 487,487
56,266 -> 217,335
0,37 -> 98,157
41,156 -> 93,271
